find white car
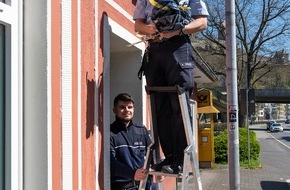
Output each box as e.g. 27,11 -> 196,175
270,123 -> 283,132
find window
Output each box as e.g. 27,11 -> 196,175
0,1 -> 23,189
0,23 -> 5,190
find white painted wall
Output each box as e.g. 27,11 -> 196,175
23,1 -> 48,189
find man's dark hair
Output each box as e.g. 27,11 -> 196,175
114,93 -> 135,107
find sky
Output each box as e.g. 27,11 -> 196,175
206,0 -> 290,60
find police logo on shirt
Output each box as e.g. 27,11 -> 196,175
134,141 -> 143,146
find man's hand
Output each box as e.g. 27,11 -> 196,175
134,20 -> 158,36
134,168 -> 148,181
156,175 -> 165,183
159,29 -> 182,39
146,24 -> 159,36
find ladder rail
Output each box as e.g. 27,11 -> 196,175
178,92 -> 202,190
147,90 -> 164,190
139,86 -> 202,190
139,89 -> 163,190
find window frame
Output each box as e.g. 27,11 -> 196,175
0,1 -> 23,190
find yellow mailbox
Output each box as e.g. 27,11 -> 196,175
197,89 -> 219,168
198,127 -> 214,168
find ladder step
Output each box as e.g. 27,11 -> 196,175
146,86 -> 184,93
149,171 -> 182,178
149,171 -> 194,178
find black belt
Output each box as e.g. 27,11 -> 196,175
112,181 -> 138,190
122,181 -> 138,190
148,37 -> 165,43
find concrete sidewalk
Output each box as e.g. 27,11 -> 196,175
199,164 -> 290,190
157,130 -> 290,190
154,131 -> 290,190
192,130 -> 290,190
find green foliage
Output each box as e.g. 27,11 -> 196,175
241,159 -> 261,169
214,128 -> 261,165
214,131 -> 228,163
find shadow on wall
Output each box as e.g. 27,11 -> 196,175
86,72 -> 95,139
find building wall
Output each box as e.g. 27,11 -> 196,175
19,0 -> 213,190
23,0 -> 144,189
22,0 -> 203,189
24,0 -> 48,189
23,0 -> 96,189
80,0 -> 96,189
7,0 -> 216,188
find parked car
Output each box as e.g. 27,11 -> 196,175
270,123 -> 283,132
266,120 -> 276,130
285,119 -> 290,124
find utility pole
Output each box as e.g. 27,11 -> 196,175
242,42 -> 251,165
246,62 -> 251,165
225,0 -> 240,189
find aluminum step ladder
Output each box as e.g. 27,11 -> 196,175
139,86 -> 202,190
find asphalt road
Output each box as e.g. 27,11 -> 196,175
250,122 -> 290,148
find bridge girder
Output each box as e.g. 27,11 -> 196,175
249,89 -> 290,103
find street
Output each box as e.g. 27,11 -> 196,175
250,122 -> 290,148
254,129 -> 290,189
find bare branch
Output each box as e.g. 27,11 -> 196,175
201,0 -> 290,89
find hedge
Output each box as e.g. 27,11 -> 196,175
214,128 -> 261,164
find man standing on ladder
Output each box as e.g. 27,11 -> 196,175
133,0 -> 209,174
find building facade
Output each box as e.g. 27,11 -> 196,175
1,1 -> 216,189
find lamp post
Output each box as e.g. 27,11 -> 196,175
225,0 -> 240,189
246,61 -> 251,165
241,40 -> 251,165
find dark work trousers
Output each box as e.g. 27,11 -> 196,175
144,35 -> 194,162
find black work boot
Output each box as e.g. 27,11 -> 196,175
161,155 -> 183,174
161,163 -> 182,174
151,156 -> 172,172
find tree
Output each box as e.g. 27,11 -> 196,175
199,0 -> 290,90
267,65 -> 290,88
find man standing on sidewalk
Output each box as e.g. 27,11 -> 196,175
110,93 -> 152,190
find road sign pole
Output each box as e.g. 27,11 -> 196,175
225,0 -> 241,189
246,68 -> 251,165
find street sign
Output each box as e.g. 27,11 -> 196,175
197,90 -> 213,107
229,112 -> 237,122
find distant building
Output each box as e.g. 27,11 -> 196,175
258,109 -> 264,120
264,106 -> 271,119
286,104 -> 290,119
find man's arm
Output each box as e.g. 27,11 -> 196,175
110,149 -> 136,179
160,15 -> 207,39
111,153 -> 147,181
110,139 -> 148,181
182,15 -> 208,34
